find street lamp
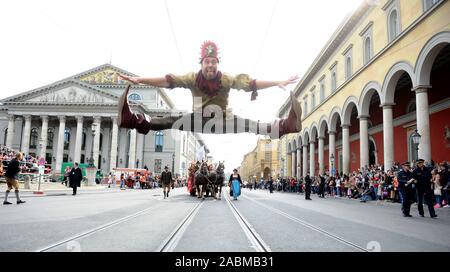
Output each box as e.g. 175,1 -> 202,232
411,129 -> 421,161
330,154 -> 335,177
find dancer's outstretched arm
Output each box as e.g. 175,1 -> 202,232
118,74 -> 170,88
255,75 -> 299,91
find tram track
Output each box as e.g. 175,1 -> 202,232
224,189 -> 272,252
157,201 -> 204,252
242,194 -> 369,252
36,202 -> 165,252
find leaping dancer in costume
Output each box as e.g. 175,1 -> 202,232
118,41 -> 302,139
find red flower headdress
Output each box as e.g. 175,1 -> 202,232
199,41 -> 220,63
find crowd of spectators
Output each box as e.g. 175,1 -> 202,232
247,160 -> 450,209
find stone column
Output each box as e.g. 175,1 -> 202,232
291,151 -> 296,178
128,129 -> 137,168
55,116 -> 66,174
382,104 -> 395,171
6,115 -> 15,149
92,117 -> 101,168
136,133 -> 145,168
413,86 -> 432,162
21,115 -> 32,155
329,131 -> 336,175
342,125 -> 350,175
309,140 -> 316,176
74,116 -> 83,164
318,136 -> 325,175
359,116 -> 370,171
109,117 -> 118,172
39,116 -> 49,159
302,144 -> 308,176
286,152 -> 292,177
296,148 -> 301,179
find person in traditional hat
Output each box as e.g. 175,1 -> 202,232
412,159 -> 437,218
161,165 -> 173,199
118,41 -> 301,139
397,162 -> 414,217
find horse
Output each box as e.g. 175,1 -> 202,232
194,161 -> 209,199
211,161 -> 225,200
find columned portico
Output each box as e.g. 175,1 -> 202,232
309,140 -> 315,176
413,86 -> 432,162
291,150 -> 296,178
128,129 -> 137,168
342,125 -> 350,175
39,116 -> 49,159
109,117 -> 118,172
6,115 -> 15,149
318,136 -> 325,175
21,115 -> 32,155
359,116 -> 370,170
296,147 -> 301,179
302,144 -> 308,176
92,116 -> 101,168
328,131 -> 336,175
382,104 -> 395,171
55,116 -> 66,174
74,116 -> 83,164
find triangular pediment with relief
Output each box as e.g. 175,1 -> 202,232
30,85 -> 117,104
74,64 -> 136,85
2,80 -> 119,104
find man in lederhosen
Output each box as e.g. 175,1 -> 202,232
161,166 -> 173,199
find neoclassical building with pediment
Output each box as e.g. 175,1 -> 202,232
0,64 -> 208,177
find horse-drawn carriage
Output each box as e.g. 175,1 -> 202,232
187,161 -> 226,200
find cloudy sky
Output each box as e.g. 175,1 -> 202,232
0,0 -> 364,173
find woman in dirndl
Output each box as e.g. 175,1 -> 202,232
229,169 -> 243,200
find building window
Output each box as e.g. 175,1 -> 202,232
383,0 -> 401,42
30,128 -> 39,148
47,128 -> 54,149
311,93 -> 316,110
331,71 -> 337,92
364,37 -> 372,64
319,79 -> 325,102
64,128 -> 71,150
128,93 -> 142,101
155,131 -> 164,152
423,0 -> 440,11
304,100 -> 308,115
154,159 -> 162,173
360,22 -> 374,65
345,56 -> 352,80
388,9 -> 399,42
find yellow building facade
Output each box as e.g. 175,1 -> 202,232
278,0 -> 450,177
240,138 -> 280,182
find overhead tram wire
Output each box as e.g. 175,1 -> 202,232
253,0 -> 279,74
164,0 -> 184,70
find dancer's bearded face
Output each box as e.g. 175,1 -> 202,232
201,57 -> 219,80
